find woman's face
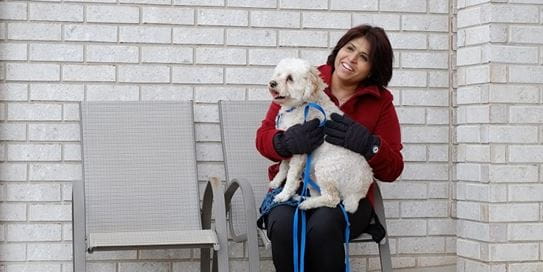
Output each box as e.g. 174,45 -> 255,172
333,36 -> 372,85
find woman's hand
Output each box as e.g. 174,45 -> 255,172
324,113 -> 379,159
273,119 -> 324,157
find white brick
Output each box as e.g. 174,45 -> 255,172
172,66 -> 223,84
0,244 -> 26,261
250,11 -> 300,28
227,0 -> 275,7
196,48 -> 245,65
0,124 -> 26,141
458,220 -> 489,241
29,123 -> 80,141
86,85 -> 139,101
456,238 -> 482,259
194,87 -> 245,102
5,263 -> 61,272
7,224 -> 61,241
427,108 -> 449,125
429,0 -> 449,13
0,2 -> 27,20
30,43 -> 83,62
279,30 -> 327,47
0,83 -> 28,101
8,144 -> 61,161
402,89 -> 449,106
196,142 -> 223,161
225,67 -> 274,85
7,183 -> 61,202
457,6 -> 489,28
279,0 -> 327,9
138,249 -> 192,259
173,0 -> 223,6
491,5 -> 539,24
63,103 -> 80,121
489,243 -> 539,261
7,22 -> 60,41
429,71 -> 449,88
389,70 -> 427,87
352,13 -> 400,30
456,163 -> 488,182
198,9 -> 248,26
227,29 -> 276,46
30,84 -> 84,101
193,104 -> 219,122
248,49 -> 297,65
64,24 -> 117,42
27,243 -> 72,261
197,162 -> 225,181
491,45 -> 539,64
142,7 -> 194,25
489,84 -> 539,103
401,200 -> 449,217
402,127 -> 449,143
29,3 -> 83,22
381,182 -> 427,199
509,263 -> 543,272
6,63 -> 60,81
488,203 -> 539,222
456,85 -> 488,105
299,49 -> 330,66
511,26 -> 543,44
118,65 -> 170,83
87,45 -> 139,63
457,144 -> 489,162
428,219 -> 456,235
403,162 -> 450,181
0,43 -> 27,61
302,12 -> 350,29
388,32 -> 427,50
194,124 -> 220,142
399,237 -> 445,254
465,65 -> 490,85
457,46 -> 483,66
509,185 -> 543,202
402,15 -> 448,31
247,87 -> 269,101
8,103 -> 62,121
29,204 -> 72,221
429,34 -> 448,50
396,107 -> 425,124
488,126 -> 537,143
331,0 -> 377,10
401,144 -> 426,161
428,144 -> 448,161
510,106 -> 543,123
456,201 -> 483,221
63,143 -> 81,161
119,262 -> 169,272
173,27 -> 224,45
141,85 -> 193,101
63,65 -> 115,82
510,66 -> 543,84
87,5 -> 139,23
509,145 -> 543,163
0,203 -> 26,220
120,26 -> 171,44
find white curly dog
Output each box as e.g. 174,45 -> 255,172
268,58 -> 374,213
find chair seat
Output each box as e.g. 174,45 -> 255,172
88,230 -> 219,251
351,233 -> 373,242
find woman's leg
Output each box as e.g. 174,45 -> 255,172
266,205 -> 296,272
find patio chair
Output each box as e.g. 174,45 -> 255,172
218,100 -> 393,272
73,101 -> 229,272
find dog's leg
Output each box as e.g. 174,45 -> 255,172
269,160 -> 289,189
342,194 -> 361,213
298,183 -> 340,210
274,154 -> 305,203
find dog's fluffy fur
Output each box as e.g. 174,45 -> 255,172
268,58 -> 373,213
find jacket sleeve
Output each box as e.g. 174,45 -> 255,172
255,102 -> 290,162
368,98 -> 404,182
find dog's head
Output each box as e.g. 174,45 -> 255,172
268,58 -> 327,107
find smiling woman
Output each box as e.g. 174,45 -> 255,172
256,24 -> 403,272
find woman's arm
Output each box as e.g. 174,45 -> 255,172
255,102 -> 287,162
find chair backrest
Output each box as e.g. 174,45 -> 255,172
219,100 -> 272,235
80,101 -> 201,234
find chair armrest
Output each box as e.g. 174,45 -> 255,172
372,182 -> 389,245
202,177 -> 229,253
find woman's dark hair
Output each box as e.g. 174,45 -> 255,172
327,24 -> 393,87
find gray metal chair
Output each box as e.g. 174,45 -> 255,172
74,101 -> 229,272
218,100 -> 393,272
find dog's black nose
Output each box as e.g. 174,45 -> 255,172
269,80 -> 277,88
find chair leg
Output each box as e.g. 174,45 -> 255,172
214,248 -> 229,272
378,237 -> 393,272
201,248 -> 211,272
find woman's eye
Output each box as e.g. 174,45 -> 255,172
286,75 -> 293,82
360,55 -> 368,62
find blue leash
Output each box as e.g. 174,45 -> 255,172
292,103 -> 351,272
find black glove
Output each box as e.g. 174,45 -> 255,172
324,113 -> 380,159
273,119 -> 324,157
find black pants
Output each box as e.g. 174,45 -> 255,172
266,198 -> 373,272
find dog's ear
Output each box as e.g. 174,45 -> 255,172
303,66 -> 327,101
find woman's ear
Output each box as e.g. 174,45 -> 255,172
303,66 -> 327,101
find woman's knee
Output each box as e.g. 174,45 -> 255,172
266,205 -> 295,241
307,207 -> 345,240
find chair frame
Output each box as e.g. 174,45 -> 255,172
218,100 -> 393,272
73,101 -> 229,272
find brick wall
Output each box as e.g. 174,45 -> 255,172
0,0 -> 541,271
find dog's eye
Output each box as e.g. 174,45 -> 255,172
286,74 -> 293,82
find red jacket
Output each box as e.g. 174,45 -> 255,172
255,64 -> 403,206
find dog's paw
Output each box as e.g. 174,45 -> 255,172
269,179 -> 282,189
273,191 -> 291,203
298,201 -> 314,210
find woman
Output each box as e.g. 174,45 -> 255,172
256,24 -> 403,272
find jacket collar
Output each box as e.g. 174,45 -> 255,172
318,64 -> 382,99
